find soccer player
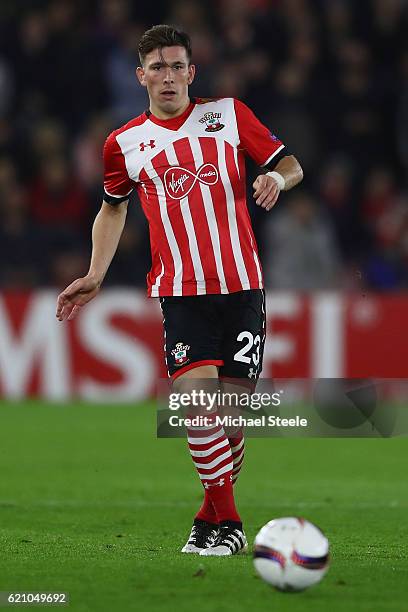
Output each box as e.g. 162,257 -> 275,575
56,25 -> 303,556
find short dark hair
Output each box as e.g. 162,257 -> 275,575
138,24 -> 192,65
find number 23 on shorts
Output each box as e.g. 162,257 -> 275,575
234,331 -> 262,367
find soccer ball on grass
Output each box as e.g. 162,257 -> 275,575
253,517 -> 329,592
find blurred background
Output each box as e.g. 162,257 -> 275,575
1,0 -> 407,291
0,0 -> 407,399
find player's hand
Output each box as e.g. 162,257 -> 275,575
253,174 -> 281,211
56,275 -> 101,321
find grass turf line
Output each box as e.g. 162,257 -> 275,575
0,401 -> 407,612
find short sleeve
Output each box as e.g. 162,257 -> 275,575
103,132 -> 134,203
234,99 -> 286,167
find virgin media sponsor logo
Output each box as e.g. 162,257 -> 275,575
164,163 -> 219,199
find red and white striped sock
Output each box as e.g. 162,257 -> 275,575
195,489 -> 217,524
195,430 -> 246,521
229,430 -> 245,484
188,421 -> 241,524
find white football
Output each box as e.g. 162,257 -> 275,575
253,517 -> 329,592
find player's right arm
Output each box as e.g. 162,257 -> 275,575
56,199 -> 128,321
56,130 -> 134,321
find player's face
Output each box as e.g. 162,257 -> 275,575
136,46 -> 195,118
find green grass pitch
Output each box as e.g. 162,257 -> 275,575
0,401 -> 407,611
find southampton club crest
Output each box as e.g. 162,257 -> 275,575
199,111 -> 225,132
171,342 -> 191,366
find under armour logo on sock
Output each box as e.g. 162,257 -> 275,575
204,478 -> 225,489
139,140 -> 156,151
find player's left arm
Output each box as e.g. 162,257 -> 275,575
233,99 -> 303,212
252,154 -> 303,211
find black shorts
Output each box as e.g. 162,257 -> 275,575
159,289 -> 266,383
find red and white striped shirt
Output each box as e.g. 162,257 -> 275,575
103,97 -> 286,297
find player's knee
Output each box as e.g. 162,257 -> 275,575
173,365 -> 218,390
172,365 -> 219,415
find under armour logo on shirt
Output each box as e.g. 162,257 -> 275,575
139,140 -> 156,151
